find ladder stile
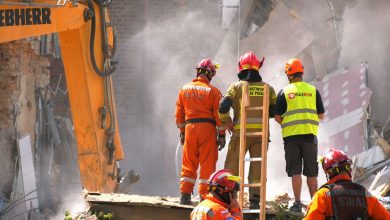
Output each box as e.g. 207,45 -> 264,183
260,84 -> 270,220
238,82 -> 269,220
238,82 -> 249,210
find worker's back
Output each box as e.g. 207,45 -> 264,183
224,81 -> 275,136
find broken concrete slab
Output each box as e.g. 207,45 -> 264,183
85,193 -> 192,220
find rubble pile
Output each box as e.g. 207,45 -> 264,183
352,136 -> 390,211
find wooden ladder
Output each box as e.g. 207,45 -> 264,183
238,82 -> 270,220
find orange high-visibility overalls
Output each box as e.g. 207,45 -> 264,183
191,195 -> 242,220
304,174 -> 390,220
175,77 -> 225,199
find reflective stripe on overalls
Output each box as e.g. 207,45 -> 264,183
281,82 -> 319,138
233,117 -> 263,130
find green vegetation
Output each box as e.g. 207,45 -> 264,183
64,210 -> 114,220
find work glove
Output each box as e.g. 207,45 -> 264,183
217,134 -> 226,151
180,132 -> 185,145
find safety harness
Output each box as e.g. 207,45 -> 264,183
321,180 -> 369,220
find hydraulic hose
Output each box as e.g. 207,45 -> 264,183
86,0 -> 116,77
94,0 -> 112,7
85,0 -> 118,166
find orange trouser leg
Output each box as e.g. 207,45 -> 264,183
180,124 -> 199,194
180,123 -> 218,198
198,123 -> 218,199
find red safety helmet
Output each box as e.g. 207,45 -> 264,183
196,58 -> 218,76
208,169 -> 240,193
321,149 -> 353,179
238,51 -> 264,72
285,58 -> 304,75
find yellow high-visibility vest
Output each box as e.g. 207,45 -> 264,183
281,82 -> 319,138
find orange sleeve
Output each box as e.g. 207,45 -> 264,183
211,87 -> 225,135
366,194 -> 390,220
175,89 -> 185,132
304,189 -> 329,220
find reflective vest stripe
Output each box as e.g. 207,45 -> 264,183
284,108 -> 317,116
219,112 -> 230,119
281,119 -> 319,128
181,177 -> 196,184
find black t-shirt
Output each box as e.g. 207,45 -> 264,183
275,87 -> 325,143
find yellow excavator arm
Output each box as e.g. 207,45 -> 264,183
0,0 -> 124,193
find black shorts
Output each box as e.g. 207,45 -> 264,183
284,141 -> 318,177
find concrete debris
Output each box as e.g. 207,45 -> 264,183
351,137 -> 390,212
368,166 -> 390,197
377,137 -> 390,158
84,193 -> 192,220
353,146 -> 387,178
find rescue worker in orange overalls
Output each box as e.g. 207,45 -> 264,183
218,51 -> 276,209
304,149 -> 390,220
191,169 -> 243,220
176,58 -> 226,205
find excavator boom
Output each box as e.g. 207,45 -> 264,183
0,0 -> 124,193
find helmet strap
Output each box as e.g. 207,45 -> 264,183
326,165 -> 351,180
214,188 -> 230,204
197,69 -> 214,82
287,73 -> 303,83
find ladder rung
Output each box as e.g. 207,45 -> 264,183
244,183 -> 261,187
243,209 -> 260,214
246,106 -> 263,111
244,157 -> 262,162
246,132 -> 262,137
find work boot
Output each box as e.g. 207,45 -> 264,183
179,193 -> 192,205
249,198 -> 260,209
289,201 -> 303,213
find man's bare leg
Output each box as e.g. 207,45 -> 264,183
307,177 -> 318,198
292,175 -> 302,202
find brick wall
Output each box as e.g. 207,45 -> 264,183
109,0 -> 225,196
0,41 -> 50,198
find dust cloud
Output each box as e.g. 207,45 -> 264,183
115,1 -> 226,197
113,0 -> 390,202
